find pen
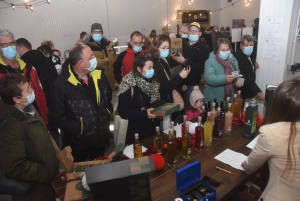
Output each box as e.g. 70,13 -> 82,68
215,166 -> 235,175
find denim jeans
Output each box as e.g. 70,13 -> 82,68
185,85 -> 195,104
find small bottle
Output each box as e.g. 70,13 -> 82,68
210,102 -> 217,125
214,98 -> 218,110
213,108 -> 222,140
182,122 -> 191,159
207,100 -> 212,112
236,90 -> 243,115
224,97 -> 230,112
231,94 -> 238,118
133,133 -> 142,158
154,126 -> 162,154
204,112 -> 213,146
167,128 -> 176,167
181,115 -> 187,134
195,116 -> 204,152
170,121 -> 176,139
220,100 -> 225,119
224,103 -> 233,135
200,105 -> 207,124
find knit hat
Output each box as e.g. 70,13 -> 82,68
189,22 -> 201,30
189,86 -> 205,108
91,23 -> 103,33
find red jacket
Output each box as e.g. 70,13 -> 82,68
122,48 -> 147,77
0,56 -> 48,124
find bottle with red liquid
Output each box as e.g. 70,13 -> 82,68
213,108 -> 222,140
182,115 -> 187,134
195,116 -> 204,152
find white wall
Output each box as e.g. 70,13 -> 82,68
219,0 -> 261,28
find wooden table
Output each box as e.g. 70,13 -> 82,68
141,125 -> 258,201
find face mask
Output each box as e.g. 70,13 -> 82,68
133,45 -> 142,53
82,57 -> 97,71
92,34 -> 102,42
2,46 -> 17,59
21,91 -> 35,106
243,46 -> 254,55
188,35 -> 199,42
219,50 -> 231,59
214,30 -> 219,32
144,69 -> 154,79
182,34 -> 188,38
160,49 -> 169,58
220,31 -> 225,34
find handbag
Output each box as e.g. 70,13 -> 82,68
0,118 -> 33,195
161,64 -> 185,111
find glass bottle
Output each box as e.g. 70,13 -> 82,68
170,121 -> 176,139
214,98 -> 218,110
220,100 -> 225,119
210,102 -> 217,125
207,100 -> 212,112
236,90 -> 243,115
133,133 -> 142,158
195,116 -> 204,152
181,115 -> 187,135
224,103 -> 233,135
213,108 -> 222,140
167,129 -> 176,167
200,105 -> 207,124
154,126 -> 162,154
182,122 -> 191,159
224,97 -> 230,112
204,112 -> 213,146
231,94 -> 238,118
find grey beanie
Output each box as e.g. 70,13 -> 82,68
91,23 -> 103,33
189,86 -> 205,108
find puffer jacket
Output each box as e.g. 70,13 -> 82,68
49,61 -> 113,149
0,100 -> 58,201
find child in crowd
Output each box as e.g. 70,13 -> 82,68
186,86 -> 204,121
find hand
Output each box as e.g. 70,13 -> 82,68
182,85 -> 187,91
235,79 -> 243,88
147,108 -> 156,119
226,75 -> 236,83
254,61 -> 259,69
104,57 -> 109,62
256,92 -> 265,101
172,53 -> 185,64
179,66 -> 191,79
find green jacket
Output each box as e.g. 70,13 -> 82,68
0,100 -> 58,200
204,52 -> 239,104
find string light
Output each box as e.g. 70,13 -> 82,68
47,0 -> 51,4
0,0 -> 50,10
29,5 -> 33,10
11,4 -> 15,9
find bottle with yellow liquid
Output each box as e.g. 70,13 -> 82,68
154,126 -> 162,154
133,133 -> 142,158
167,129 -> 176,167
204,112 -> 213,146
236,90 -> 243,115
231,94 -> 238,117
182,122 -> 191,159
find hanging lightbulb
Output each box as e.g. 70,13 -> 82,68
245,4 -> 248,7
189,1 -> 191,5
11,4 -> 15,9
191,0 -> 194,2
30,5 -> 33,10
47,0 -> 51,3
179,12 -> 182,14
210,12 -> 212,14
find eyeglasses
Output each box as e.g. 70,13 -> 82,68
93,31 -> 103,34
189,29 -> 200,34
0,41 -> 16,48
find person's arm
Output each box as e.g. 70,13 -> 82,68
118,89 -> 149,121
0,121 -> 53,183
204,60 -> 227,86
113,51 -> 126,84
243,129 -> 274,174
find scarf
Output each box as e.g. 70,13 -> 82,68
215,54 -> 233,95
118,71 -> 160,103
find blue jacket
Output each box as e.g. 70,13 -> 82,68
204,52 -> 239,105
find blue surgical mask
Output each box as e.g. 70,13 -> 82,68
243,46 -> 253,55
92,34 -> 102,42
2,46 -> 17,59
133,45 -> 142,53
160,49 -> 169,58
219,51 -> 231,59
214,30 -> 219,32
21,91 -> 35,106
188,35 -> 199,42
88,57 -> 97,71
144,69 -> 154,79
182,34 -> 188,38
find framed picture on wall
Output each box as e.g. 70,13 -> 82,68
182,10 -> 209,24
232,19 -> 245,28
228,0 -> 232,2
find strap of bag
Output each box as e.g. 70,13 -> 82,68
160,63 -> 171,81
0,118 -> 33,159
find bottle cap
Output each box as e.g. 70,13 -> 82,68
234,94 -> 237,97
238,90 -> 241,94
183,115 -> 187,120
227,97 -> 230,101
217,107 -> 221,112
202,105 -> 205,110
207,111 -> 211,116
171,121 -> 174,126
228,103 -> 231,107
156,126 -> 159,131
213,102 -> 215,106
198,116 -> 202,122
134,133 -> 139,138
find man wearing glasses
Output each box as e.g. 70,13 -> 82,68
172,22 -> 209,102
0,29 -> 48,125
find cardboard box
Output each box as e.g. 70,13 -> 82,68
58,143 -> 124,181
170,38 -> 183,56
51,174 -> 67,201
151,103 -> 180,117
244,103 -> 258,139
86,155 -> 156,199
176,161 -> 216,201
64,180 -> 92,201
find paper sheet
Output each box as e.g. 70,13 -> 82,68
163,122 -> 201,137
214,149 -> 248,171
123,144 -> 147,159
246,135 -> 259,149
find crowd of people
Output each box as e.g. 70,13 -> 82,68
0,18 -> 299,201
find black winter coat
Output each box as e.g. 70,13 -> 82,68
118,86 -> 160,145
49,62 -> 113,149
234,49 -> 261,99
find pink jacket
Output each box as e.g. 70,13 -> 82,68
186,109 -> 201,121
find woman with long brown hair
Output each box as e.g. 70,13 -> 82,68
242,78 -> 300,201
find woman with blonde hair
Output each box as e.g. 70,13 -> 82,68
242,78 -> 300,201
